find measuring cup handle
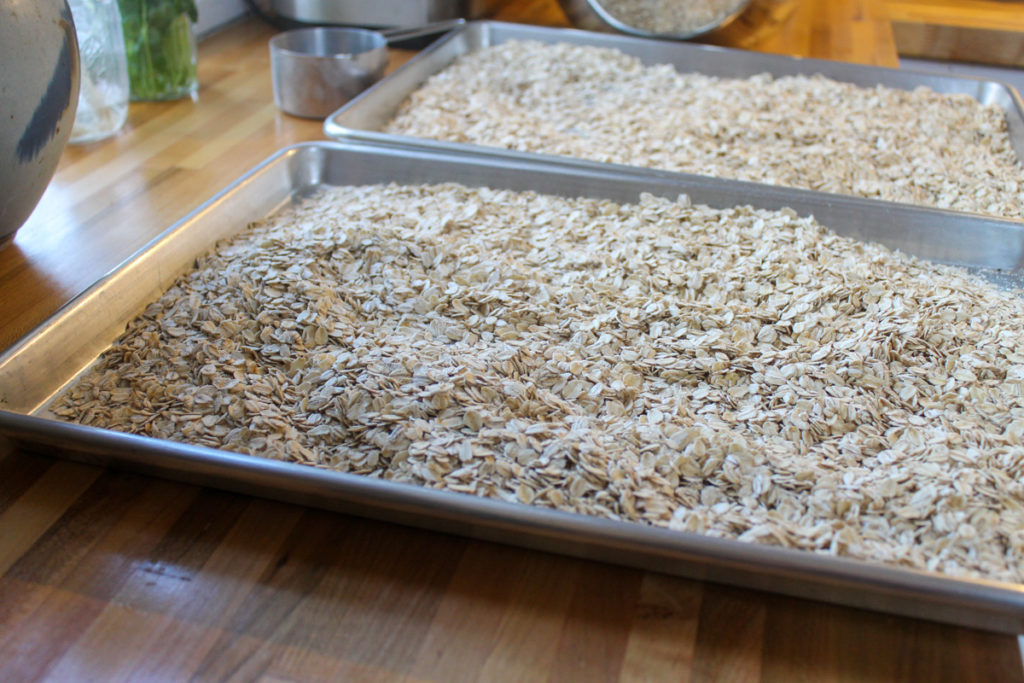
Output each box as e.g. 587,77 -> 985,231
380,18 -> 466,44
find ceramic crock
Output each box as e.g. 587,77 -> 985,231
0,0 -> 80,243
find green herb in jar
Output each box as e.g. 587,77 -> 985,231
118,0 -> 198,100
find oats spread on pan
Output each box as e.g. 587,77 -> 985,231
385,41 -> 1024,218
54,182 -> 1024,584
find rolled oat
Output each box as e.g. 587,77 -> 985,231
52,183 -> 1024,584
385,41 -> 1024,219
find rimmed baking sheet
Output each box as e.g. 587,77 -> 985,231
3,141 -> 1024,633
323,21 -> 1024,216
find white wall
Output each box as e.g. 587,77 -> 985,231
196,0 -> 249,37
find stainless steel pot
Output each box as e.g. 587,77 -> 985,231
270,0 -> 495,29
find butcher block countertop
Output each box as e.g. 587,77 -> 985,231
3,2 -> 1024,680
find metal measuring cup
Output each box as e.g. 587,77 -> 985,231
269,18 -> 465,119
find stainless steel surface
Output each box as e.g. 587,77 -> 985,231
271,0 -> 496,28
557,0 -> 751,40
323,21 -> 1024,203
380,17 -> 465,43
269,20 -> 463,119
3,141 -> 1024,632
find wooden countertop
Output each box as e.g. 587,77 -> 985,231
2,3 -> 1023,680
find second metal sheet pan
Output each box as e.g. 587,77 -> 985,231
3,141 -> 1024,633
324,21 -> 1024,210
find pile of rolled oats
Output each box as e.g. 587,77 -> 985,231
597,0 -> 747,35
385,41 -> 1024,219
53,183 -> 1024,583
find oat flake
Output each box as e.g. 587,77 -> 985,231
53,183 -> 1024,583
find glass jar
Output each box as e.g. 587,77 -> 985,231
117,0 -> 198,101
68,0 -> 130,144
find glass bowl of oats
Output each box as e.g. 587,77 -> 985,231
558,0 -> 751,39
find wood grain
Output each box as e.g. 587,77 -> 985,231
705,0 -> 900,67
887,0 -> 1024,66
1,8 -> 1021,682
2,450 -> 1021,682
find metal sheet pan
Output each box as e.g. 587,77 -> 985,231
3,141 -> 1024,633
323,21 -> 1024,209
